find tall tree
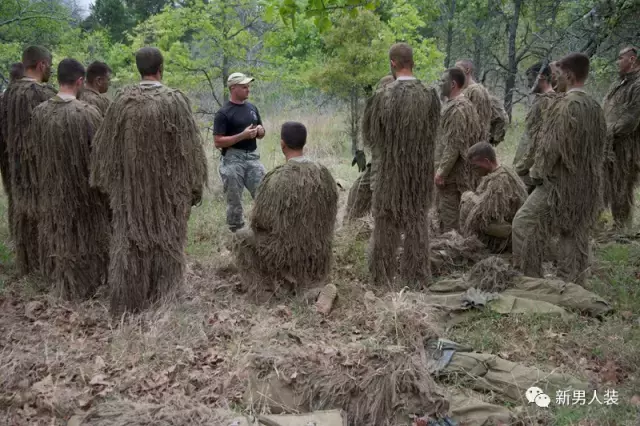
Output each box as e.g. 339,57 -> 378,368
132,0 -> 268,106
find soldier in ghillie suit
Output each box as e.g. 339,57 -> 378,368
235,122 -> 338,293
90,47 -> 207,314
0,46 -> 56,276
0,62 -> 24,236
78,61 -> 112,116
455,59 -> 492,142
460,142 -> 527,253
488,94 -> 508,146
513,62 -> 559,193
435,67 -> 483,232
345,74 -> 395,221
512,53 -> 606,284
31,59 -> 109,300
603,46 -> 640,230
363,43 -> 440,288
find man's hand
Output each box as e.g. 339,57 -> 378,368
242,124 -> 258,140
434,173 -> 445,187
352,150 -> 367,172
256,124 -> 265,138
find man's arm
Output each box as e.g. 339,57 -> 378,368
213,110 -> 255,148
608,83 -> 640,137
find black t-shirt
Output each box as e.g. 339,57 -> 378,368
213,101 -> 262,153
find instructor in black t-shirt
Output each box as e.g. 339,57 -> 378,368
214,72 -> 267,232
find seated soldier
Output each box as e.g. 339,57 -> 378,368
234,122 -> 339,294
459,142 -> 528,252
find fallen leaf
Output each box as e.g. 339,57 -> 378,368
25,301 -> 44,320
32,375 -> 53,394
630,395 -> 640,406
89,374 -> 112,386
94,356 -> 106,370
620,311 -> 633,320
67,414 -> 85,426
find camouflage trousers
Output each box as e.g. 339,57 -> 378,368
437,183 -> 461,233
219,148 -> 266,231
512,185 -> 591,284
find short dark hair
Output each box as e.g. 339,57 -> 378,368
467,142 -> 496,163
620,46 -> 637,57
456,59 -> 474,74
57,58 -> 86,85
86,61 -> 112,83
526,61 -> 551,79
135,47 -> 163,77
558,53 -> 590,82
22,46 -> 51,70
281,121 -> 307,150
9,63 -> 24,81
446,67 -> 466,88
389,43 -> 414,69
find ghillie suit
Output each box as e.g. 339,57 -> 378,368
345,76 -> 397,222
513,92 -> 560,192
363,79 -> 441,288
345,165 -> 372,221
459,165 -> 527,253
0,79 -> 56,275
512,90 -> 606,284
435,95 -> 483,232
235,158 -> 338,294
90,83 -> 208,314
462,83 -> 492,142
247,292 -> 449,425
429,230 -> 489,276
466,256 -> 521,292
32,97 -> 110,300
603,69 -> 640,229
78,87 -> 111,116
488,94 -> 508,146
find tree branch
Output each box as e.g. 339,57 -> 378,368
226,16 -> 259,40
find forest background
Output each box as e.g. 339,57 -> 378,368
2,0 -> 639,156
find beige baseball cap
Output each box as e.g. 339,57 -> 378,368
227,72 -> 254,87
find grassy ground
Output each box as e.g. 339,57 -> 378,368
0,105 -> 639,425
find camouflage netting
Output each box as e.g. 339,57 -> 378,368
466,256 -> 521,292
363,80 -> 441,287
90,84 -> 208,315
603,69 -> 640,226
235,160 -> 338,293
435,95 -> 483,192
460,166 -> 527,253
0,79 -> 57,275
462,83 -> 492,142
78,87 -> 111,116
488,94 -> 508,146
32,98 -> 110,299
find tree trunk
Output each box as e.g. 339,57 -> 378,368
349,87 -> 360,156
473,31 -> 483,82
503,0 -> 522,120
222,54 -> 229,103
444,0 -> 456,68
